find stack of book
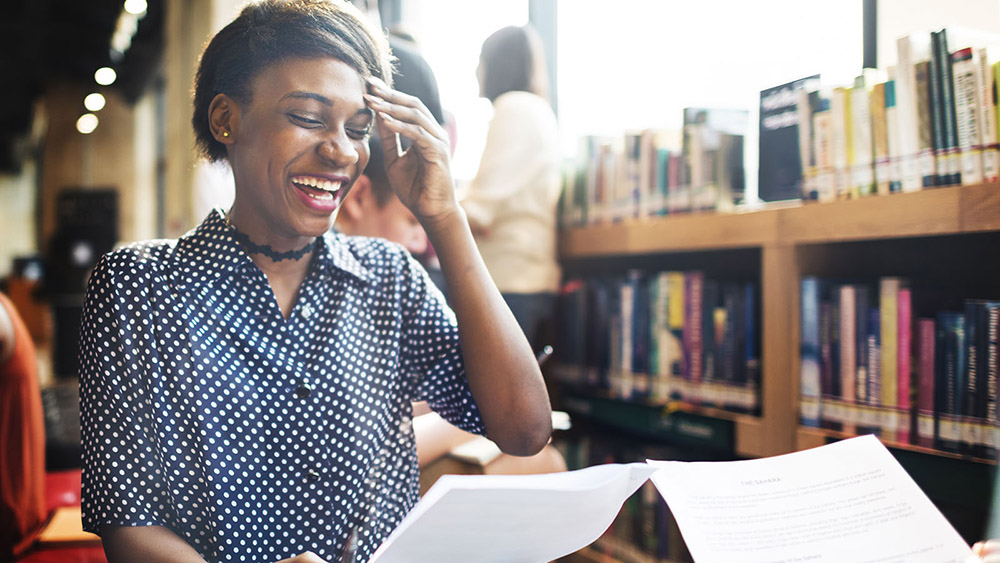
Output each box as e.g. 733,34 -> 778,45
559,107 -> 748,228
555,271 -> 760,414
799,276 -> 999,458
776,26 -> 1000,203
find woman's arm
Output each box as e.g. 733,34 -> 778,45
102,526 -> 207,563
365,78 -> 552,456
102,526 -> 332,563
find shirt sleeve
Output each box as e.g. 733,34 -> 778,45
397,251 -> 485,435
80,252 -> 173,534
461,94 -> 555,229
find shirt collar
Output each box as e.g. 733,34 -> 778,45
170,209 -> 373,291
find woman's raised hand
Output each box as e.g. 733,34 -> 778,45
364,77 -> 459,231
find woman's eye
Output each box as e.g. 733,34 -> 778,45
346,123 -> 373,140
289,113 -> 322,128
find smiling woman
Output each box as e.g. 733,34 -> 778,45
77,1 -> 552,563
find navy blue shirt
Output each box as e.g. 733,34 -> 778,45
80,210 -> 484,562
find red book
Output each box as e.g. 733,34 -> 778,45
897,288 -> 913,444
684,272 -> 704,384
916,318 -> 936,448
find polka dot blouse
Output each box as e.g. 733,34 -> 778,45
79,209 -> 484,563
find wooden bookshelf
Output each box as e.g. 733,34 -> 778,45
556,182 -> 1000,461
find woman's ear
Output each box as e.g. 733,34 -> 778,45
208,93 -> 238,145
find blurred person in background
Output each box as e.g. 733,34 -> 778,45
0,291 -> 46,561
461,24 -> 562,353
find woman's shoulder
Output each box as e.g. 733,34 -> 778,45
93,238 -> 178,281
493,91 -> 554,115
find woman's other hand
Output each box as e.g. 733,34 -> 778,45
364,77 -> 459,231
969,540 -> 1000,562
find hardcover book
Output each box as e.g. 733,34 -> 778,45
758,75 -> 821,201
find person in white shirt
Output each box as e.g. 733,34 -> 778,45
461,24 -> 562,352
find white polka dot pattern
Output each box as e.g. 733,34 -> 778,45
79,209 -> 484,562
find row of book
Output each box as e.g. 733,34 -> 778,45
558,107 -> 748,228
558,26 -> 1000,229
784,27 -> 1000,204
554,271 -> 760,413
799,276 -> 999,458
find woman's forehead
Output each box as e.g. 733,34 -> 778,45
251,56 -> 366,103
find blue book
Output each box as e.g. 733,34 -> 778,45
935,311 -> 966,452
800,277 -> 823,427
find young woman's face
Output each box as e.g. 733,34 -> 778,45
228,56 -> 374,241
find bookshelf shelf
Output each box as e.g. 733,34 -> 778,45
556,183 -> 1000,462
795,426 -> 998,465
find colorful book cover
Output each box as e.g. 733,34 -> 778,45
758,75 -> 821,201
839,285 -> 857,434
916,318 -> 937,448
935,311 -> 966,452
684,271 -> 705,386
666,272 -> 686,398
800,277 -> 823,427
880,278 -> 901,441
951,47 -> 984,186
978,47 -> 999,183
897,287 -> 913,444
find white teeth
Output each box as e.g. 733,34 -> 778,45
293,177 -> 342,193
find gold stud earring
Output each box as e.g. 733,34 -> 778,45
222,131 -> 230,138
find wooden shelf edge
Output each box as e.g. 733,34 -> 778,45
795,426 -> 998,465
560,183 -> 1000,257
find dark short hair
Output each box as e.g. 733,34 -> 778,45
479,24 -> 549,103
192,0 -> 393,162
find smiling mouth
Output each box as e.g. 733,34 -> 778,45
292,175 -> 343,201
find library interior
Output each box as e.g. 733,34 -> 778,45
2,0 -> 1000,562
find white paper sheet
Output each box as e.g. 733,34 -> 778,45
368,462 -> 657,563
647,435 -> 974,563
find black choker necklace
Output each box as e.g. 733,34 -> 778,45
226,216 -> 319,262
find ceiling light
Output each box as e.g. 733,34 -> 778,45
124,0 -> 147,15
94,67 -> 117,86
84,93 -> 106,112
77,114 -> 99,134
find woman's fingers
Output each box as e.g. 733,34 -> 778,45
366,77 -> 448,144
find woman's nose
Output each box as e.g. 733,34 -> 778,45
317,130 -> 359,166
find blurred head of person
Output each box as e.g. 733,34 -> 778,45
190,0 -> 393,241
477,24 -> 550,104
335,135 -> 429,256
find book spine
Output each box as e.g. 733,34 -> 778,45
880,278 -> 900,441
885,77 -> 904,193
684,272 -> 704,389
831,87 -> 851,199
801,277 -> 822,427
798,88 -> 818,200
917,318 -> 936,447
855,286 -> 871,408
963,302 -> 982,455
938,30 -> 962,185
952,47 -> 984,186
871,81 -> 891,196
813,96 -> 836,202
929,31 -> 948,186
840,285 -> 857,434
987,305 -> 999,455
936,312 -> 966,452
978,48 -> 999,183
866,306 -> 882,434
897,287 -> 913,444
745,282 -> 760,412
915,60 -> 939,187
851,76 -> 875,198
896,35 -> 924,192
666,272 -> 686,400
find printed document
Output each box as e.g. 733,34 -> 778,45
647,434 -> 974,563
368,462 -> 656,563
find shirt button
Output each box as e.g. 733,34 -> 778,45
296,383 -> 313,399
306,469 -> 321,482
300,303 -> 313,319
